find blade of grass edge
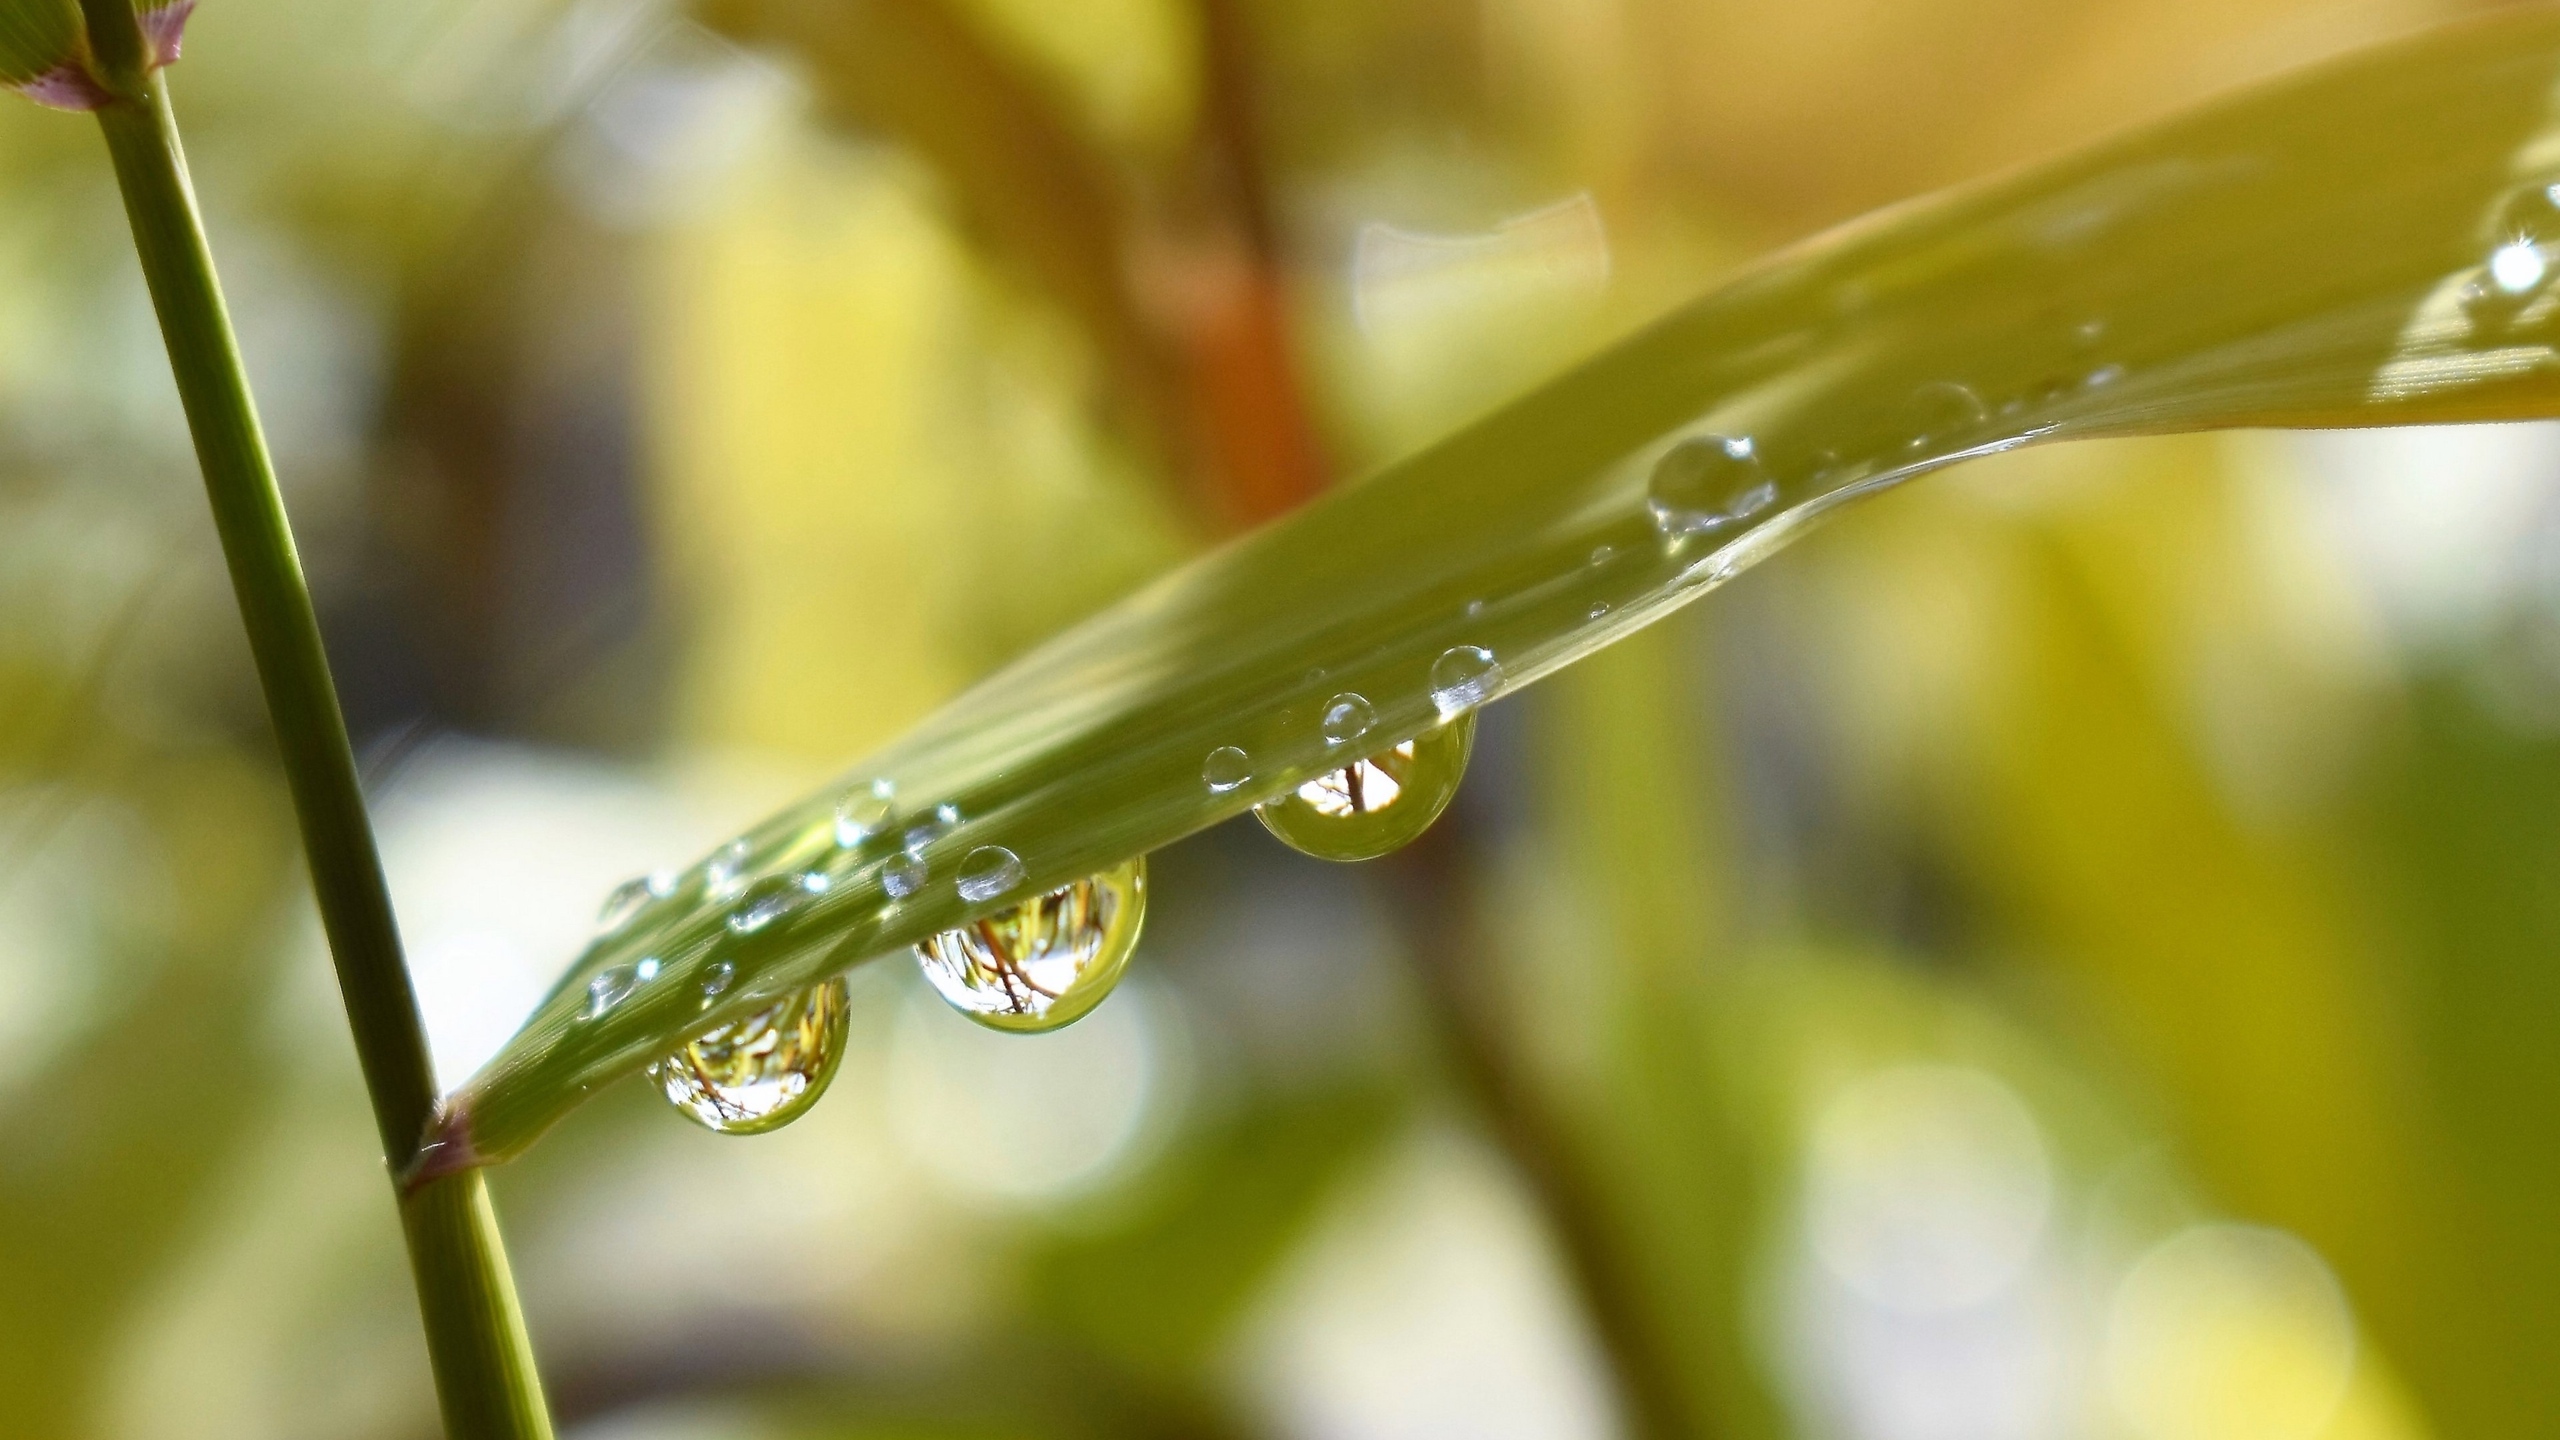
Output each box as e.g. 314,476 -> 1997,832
435,7 -> 2560,1174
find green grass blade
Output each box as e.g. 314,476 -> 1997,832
429,9 -> 2560,1173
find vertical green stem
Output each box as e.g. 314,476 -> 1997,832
94,79 -> 554,1440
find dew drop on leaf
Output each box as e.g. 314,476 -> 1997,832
1256,716 -> 1475,862
835,778 -> 895,848
703,838 -> 752,900
1647,435 -> 1775,537
915,858 -> 1146,1033
649,977 -> 850,1134
1321,692 -> 1377,746
596,875 -> 658,934
957,845 -> 1025,902
1906,381 -> 1989,450
884,849 -> 929,899
700,960 -> 735,1007
728,873 -> 814,933
583,963 -> 641,1019
1430,646 -> 1500,716
1203,746 -> 1253,792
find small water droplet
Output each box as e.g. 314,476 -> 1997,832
728,874 -> 812,933
1465,598 -> 1486,619
597,876 -> 657,934
1204,746 -> 1253,792
1648,435 -> 1777,536
1589,601 -> 1610,619
1590,543 -> 1615,565
835,778 -> 895,848
916,858 -> 1146,1033
1431,646 -> 1500,717
2085,363 -> 2126,389
2491,240 -> 2547,294
583,965 -> 638,1019
700,960 -> 736,1006
2074,317 -> 2108,347
703,838 -> 752,900
1257,716 -> 1476,862
957,845 -> 1026,902
884,849 -> 929,899
1907,382 -> 1989,449
903,803 -> 960,852
649,977 -> 850,1134
1321,692 -> 1377,746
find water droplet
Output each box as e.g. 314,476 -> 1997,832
1465,598 -> 1486,619
835,778 -> 895,848
915,857 -> 1146,1033
903,803 -> 960,852
2085,363 -> 2126,389
1590,543 -> 1615,565
1256,716 -> 1476,862
1321,692 -> 1377,746
1647,435 -> 1777,536
1203,746 -> 1253,792
703,838 -> 752,900
700,960 -> 735,1006
1907,382 -> 1988,449
728,873 -> 812,933
635,956 -> 661,982
2492,240 -> 2548,294
2074,317 -> 2108,347
583,965 -> 639,1019
1589,601 -> 1610,620
957,845 -> 1025,903
884,849 -> 929,899
597,876 -> 658,934
649,977 -> 850,1134
1431,645 -> 1501,717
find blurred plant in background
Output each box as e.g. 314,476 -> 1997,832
5,0 -> 2556,1436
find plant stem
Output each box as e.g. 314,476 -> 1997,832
95,79 -> 554,1440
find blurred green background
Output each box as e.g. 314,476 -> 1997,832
2,0 -> 2552,1435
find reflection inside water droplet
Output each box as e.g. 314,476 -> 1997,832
958,845 -> 1025,902
650,977 -> 850,1134
1203,746 -> 1252,792
1431,645 -> 1500,716
835,778 -> 895,848
916,857 -> 1146,1032
1648,435 -> 1777,537
1257,716 -> 1475,862
1321,692 -> 1377,746
884,849 -> 929,899
700,960 -> 735,1007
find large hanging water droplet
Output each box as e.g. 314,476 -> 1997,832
835,778 -> 895,848
1256,716 -> 1475,862
1647,435 -> 1776,536
649,977 -> 850,1134
914,857 -> 1146,1033
1431,645 -> 1501,716
957,845 -> 1025,902
1203,746 -> 1253,792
